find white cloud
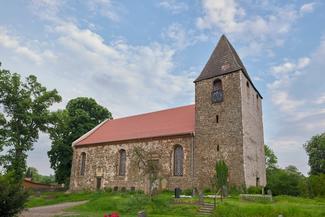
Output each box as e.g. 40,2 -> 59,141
300,2 -> 315,15
271,57 -> 310,76
47,22 -> 194,116
271,91 -> 305,113
265,36 -> 325,175
196,0 -> 312,57
268,57 -> 310,113
86,0 -> 121,22
30,0 -> 64,21
159,0 -> 188,14
0,27 -> 56,64
162,23 -> 207,50
314,94 -> 325,104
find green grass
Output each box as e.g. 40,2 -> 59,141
213,195 -> 325,217
26,191 -> 95,208
67,192 -> 198,217
27,191 -> 325,217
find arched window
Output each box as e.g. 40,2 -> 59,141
80,152 -> 86,176
174,145 -> 184,176
213,79 -> 222,91
211,79 -> 223,103
119,149 -> 126,176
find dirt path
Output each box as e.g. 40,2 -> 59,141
20,200 -> 88,217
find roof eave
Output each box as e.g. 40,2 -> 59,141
74,131 -> 195,147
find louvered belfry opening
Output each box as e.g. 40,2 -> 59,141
80,152 -> 86,176
174,145 -> 184,176
119,149 -> 126,176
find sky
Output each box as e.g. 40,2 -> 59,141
0,0 -> 324,176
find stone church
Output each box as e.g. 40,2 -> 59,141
69,35 -> 266,192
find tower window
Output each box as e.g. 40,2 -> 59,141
217,145 -> 220,152
246,81 -> 250,88
119,149 -> 126,176
211,79 -> 223,103
256,177 -> 260,187
174,145 -> 184,176
216,115 -> 219,123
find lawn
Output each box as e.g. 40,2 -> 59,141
26,191 -> 325,217
213,195 -> 325,217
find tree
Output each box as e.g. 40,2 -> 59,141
266,167 -> 304,196
264,144 -> 278,171
0,68 -> 61,180
132,146 -> 161,199
215,160 -> 228,202
48,97 -> 112,185
303,133 -> 325,175
25,167 -> 55,184
0,172 -> 29,217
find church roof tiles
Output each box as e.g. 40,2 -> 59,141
73,104 -> 195,146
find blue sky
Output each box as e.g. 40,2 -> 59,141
0,0 -> 325,175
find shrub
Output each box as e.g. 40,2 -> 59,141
247,186 -> 262,194
104,187 -> 112,193
182,188 -> 193,196
229,185 -> 246,195
0,173 -> 29,217
203,187 -> 212,194
120,187 -> 126,192
307,174 -> 325,197
266,168 -> 302,196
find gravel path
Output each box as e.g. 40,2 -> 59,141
20,200 -> 88,217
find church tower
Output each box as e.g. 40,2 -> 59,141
194,35 -> 266,188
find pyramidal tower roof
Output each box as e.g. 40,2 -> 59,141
194,35 -> 262,97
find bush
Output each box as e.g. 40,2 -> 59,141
104,187 -> 112,192
306,174 -> 325,197
266,168 -> 303,196
182,188 -> 193,196
247,186 -> 262,194
203,187 -> 212,194
0,173 -> 29,217
229,185 -> 246,195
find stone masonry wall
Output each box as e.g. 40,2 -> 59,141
194,72 -> 246,189
70,135 -> 194,192
240,72 -> 267,187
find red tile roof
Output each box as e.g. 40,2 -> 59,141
74,104 -> 195,146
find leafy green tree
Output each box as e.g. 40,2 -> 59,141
25,167 -> 55,184
264,144 -> 278,171
215,160 -> 228,202
48,97 -> 112,185
0,172 -> 29,217
303,133 -> 325,175
266,166 -> 305,196
25,167 -> 38,179
307,174 -> 325,197
0,68 -> 61,180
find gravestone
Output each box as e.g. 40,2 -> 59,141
138,211 -> 147,217
175,188 -> 181,198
